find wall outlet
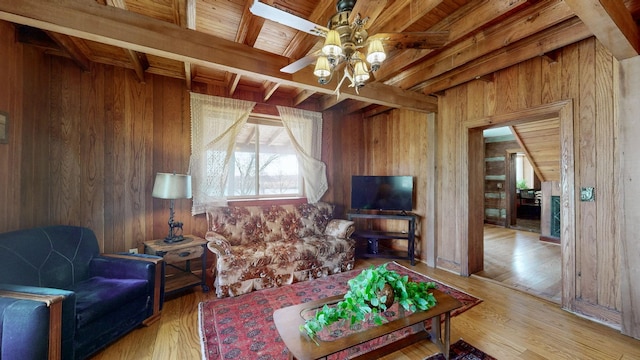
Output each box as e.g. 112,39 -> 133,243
129,248 -> 138,254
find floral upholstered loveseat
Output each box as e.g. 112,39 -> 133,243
205,202 -> 355,297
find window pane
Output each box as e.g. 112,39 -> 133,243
226,121 -> 301,198
229,150 -> 257,196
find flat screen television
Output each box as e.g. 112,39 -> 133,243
350,175 -> 414,211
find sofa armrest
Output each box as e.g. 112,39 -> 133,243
324,219 -> 355,239
0,286 -> 73,360
91,255 -> 164,325
100,254 -> 165,325
205,231 -> 232,256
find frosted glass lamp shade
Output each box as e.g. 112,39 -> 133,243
152,173 -> 192,199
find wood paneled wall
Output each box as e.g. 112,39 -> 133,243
619,55 -> 640,340
322,108 -> 434,261
0,22 -> 204,252
437,37 -> 623,329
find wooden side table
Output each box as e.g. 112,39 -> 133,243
144,235 -> 210,295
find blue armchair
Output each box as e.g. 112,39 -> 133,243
0,226 -> 164,360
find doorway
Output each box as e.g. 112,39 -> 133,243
509,151 -> 541,233
465,101 -> 576,308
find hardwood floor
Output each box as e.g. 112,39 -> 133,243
476,224 -> 561,303
90,258 -> 640,360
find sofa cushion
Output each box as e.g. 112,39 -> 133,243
295,203 -> 334,237
72,277 -> 148,327
261,205 -> 299,242
207,206 -> 266,246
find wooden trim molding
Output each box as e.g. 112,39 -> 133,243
464,100 -> 575,310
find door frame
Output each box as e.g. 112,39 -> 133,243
465,100 -> 575,308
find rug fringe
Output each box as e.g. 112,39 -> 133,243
198,302 -> 207,360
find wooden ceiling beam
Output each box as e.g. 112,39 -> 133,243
105,0 -> 148,82
564,0 -> 640,60
44,31 -> 91,71
16,25 -> 91,70
419,17 -> 592,95
182,0 -> 196,90
368,0 -> 443,34
387,0 -> 575,90
293,89 -> 314,106
319,93 -> 344,111
224,0 -> 266,96
349,0 -> 387,28
262,1 -> 334,103
262,81 -> 280,101
0,0 -> 436,112
372,0 -> 533,83
362,105 -> 393,118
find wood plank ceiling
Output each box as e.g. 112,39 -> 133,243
2,0 -> 640,116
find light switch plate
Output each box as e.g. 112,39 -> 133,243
580,187 -> 595,202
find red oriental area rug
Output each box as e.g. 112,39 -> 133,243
198,262 -> 482,360
425,339 -> 496,360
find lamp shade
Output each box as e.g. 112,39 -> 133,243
366,39 -> 386,66
314,56 -> 332,78
322,29 -> 343,57
152,173 -> 192,199
353,59 -> 370,84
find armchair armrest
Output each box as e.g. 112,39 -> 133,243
324,219 -> 355,239
205,231 -> 232,256
93,254 -> 164,325
0,287 -> 71,360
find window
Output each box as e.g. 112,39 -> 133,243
224,117 -> 302,198
190,93 -> 327,213
515,153 -> 534,189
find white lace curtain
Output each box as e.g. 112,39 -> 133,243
190,93 -> 256,214
276,106 -> 328,203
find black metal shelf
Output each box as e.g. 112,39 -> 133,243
347,213 -> 417,266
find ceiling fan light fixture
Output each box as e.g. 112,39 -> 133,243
322,29 -> 343,58
353,59 -> 370,86
366,39 -> 386,71
314,56 -> 332,79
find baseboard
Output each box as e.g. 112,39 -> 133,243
539,235 -> 560,244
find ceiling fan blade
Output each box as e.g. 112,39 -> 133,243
280,52 -> 319,74
371,31 -> 450,50
249,1 -> 328,36
349,0 -> 387,29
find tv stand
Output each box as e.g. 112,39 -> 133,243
347,213 -> 417,266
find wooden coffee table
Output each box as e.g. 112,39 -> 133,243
273,289 -> 462,360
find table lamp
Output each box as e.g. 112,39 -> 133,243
152,172 -> 192,243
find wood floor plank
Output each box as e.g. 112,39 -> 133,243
477,224 -> 561,303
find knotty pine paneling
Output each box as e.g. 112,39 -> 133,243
436,37 -> 623,328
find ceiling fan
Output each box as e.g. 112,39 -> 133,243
250,0 -> 449,93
